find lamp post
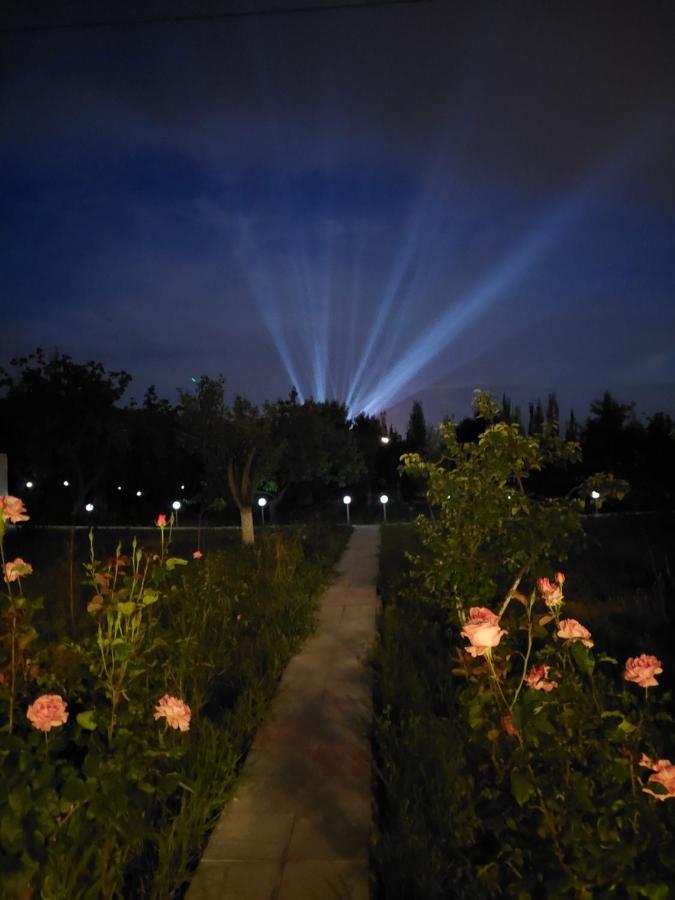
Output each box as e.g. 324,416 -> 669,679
590,489 -> 600,515
258,496 -> 267,525
172,500 -> 181,526
380,493 -> 389,523
343,494 -> 352,524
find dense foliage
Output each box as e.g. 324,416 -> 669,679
373,394 -> 675,898
0,498 -> 348,898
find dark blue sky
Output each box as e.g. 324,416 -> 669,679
2,0 -> 674,427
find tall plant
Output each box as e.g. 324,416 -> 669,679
400,390 -> 626,622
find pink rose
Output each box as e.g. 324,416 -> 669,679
0,496 -> 30,524
461,607 -> 507,657
27,694 -> 68,732
156,514 -> 167,527
3,558 -> 33,583
154,694 -> 191,732
525,663 -> 558,692
537,573 -> 565,610
624,654 -> 663,689
640,756 -> 675,801
557,618 -> 593,648
192,550 -> 203,559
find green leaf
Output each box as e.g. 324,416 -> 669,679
76,710 -> 97,731
141,589 -> 159,605
618,718 -> 637,735
117,601 -> 136,616
61,777 -> 87,804
636,884 -> 670,900
570,641 -> 595,676
165,557 -> 188,571
510,768 -> 535,806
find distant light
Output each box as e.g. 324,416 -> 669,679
343,495 -> 352,505
380,494 -> 389,505
136,490 -> 142,497
85,503 -> 94,512
26,481 -> 34,489
63,480 -> 70,487
590,490 -> 601,500
191,376 -> 198,383
117,485 -> 122,491
257,497 -> 268,508
180,484 -> 185,491
380,435 -> 390,445
172,500 -> 181,511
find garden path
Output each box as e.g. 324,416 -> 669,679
186,525 -> 380,900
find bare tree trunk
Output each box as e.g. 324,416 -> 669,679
240,506 -> 254,545
228,450 -> 256,545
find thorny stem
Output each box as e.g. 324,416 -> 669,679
510,592 -> 535,711
527,762 -> 584,890
486,650 -> 510,714
498,564 -> 529,618
1,537 -> 18,734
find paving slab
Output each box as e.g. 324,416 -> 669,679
186,526 -> 380,900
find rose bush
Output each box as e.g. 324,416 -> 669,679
374,395 -> 674,897
1,497 -> 348,898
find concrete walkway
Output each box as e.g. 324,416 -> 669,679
186,525 -> 380,900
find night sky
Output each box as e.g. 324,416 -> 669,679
2,0 -> 675,427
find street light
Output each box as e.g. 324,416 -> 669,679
136,490 -> 142,497
26,481 -> 34,489
343,494 -> 352,524
258,496 -> 267,525
380,493 -> 389,523
172,500 -> 181,526
85,503 -> 94,513
590,489 -> 600,515
380,435 -> 390,445
63,480 -> 70,487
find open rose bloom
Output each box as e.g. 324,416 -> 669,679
3,558 -> 33,583
640,755 -> 675,801
27,694 -> 69,732
154,694 -> 191,731
461,607 -> 507,657
537,572 -> 565,610
0,496 -> 30,524
557,618 -> 593,648
624,654 -> 663,689
525,663 -> 558,692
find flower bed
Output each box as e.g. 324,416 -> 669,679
1,498 -> 348,898
372,395 -> 675,898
